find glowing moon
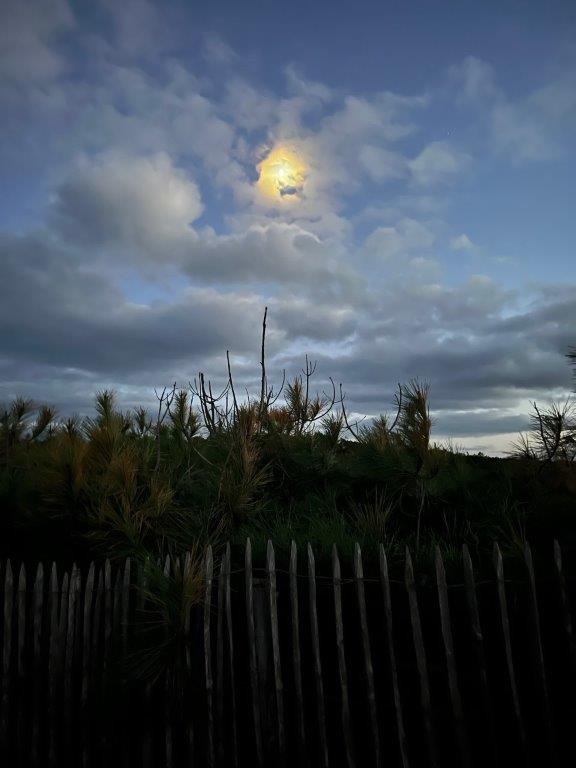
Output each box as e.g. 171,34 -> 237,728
256,146 -> 307,201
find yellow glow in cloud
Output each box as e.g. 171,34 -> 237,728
257,146 -> 307,201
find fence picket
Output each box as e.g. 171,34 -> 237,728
16,564 -> 27,764
65,565 -> 80,759
32,563 -> 44,765
307,543 -> 329,768
493,542 -> 528,761
48,563 -> 59,768
81,562 -> 95,768
553,540 -> 576,678
290,541 -> 307,765
1,561 -> 13,747
435,547 -> 470,767
333,545 -> 355,768
379,546 -> 409,768
245,539 -> 264,767
462,545 -> 496,761
524,542 -> 556,760
267,539 -> 285,760
216,551 -> 226,764
225,543 -> 238,767
353,543 -> 380,767
203,545 -> 215,767
405,547 -> 437,768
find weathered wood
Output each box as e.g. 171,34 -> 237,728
203,545 -> 215,767
216,552 -> 226,764
290,541 -> 307,765
435,547 -> 470,768
65,565 -> 80,757
493,542 -> 527,760
121,557 -> 131,656
103,560 -> 112,670
267,539 -> 285,760
16,563 -> 27,764
225,543 -> 238,767
353,543 -> 380,767
245,539 -> 264,767
307,543 -> 329,768
53,571 -> 69,767
524,542 -> 555,760
379,546 -> 409,768
405,547 -> 437,768
1,560 -> 13,746
553,539 -> 576,678
462,545 -> 496,761
32,563 -> 44,766
333,545 -> 356,768
48,563 -> 59,768
81,562 -> 95,768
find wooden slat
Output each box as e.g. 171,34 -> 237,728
103,560 -> 112,670
290,541 -> 307,765
81,562 -> 95,768
65,564 -> 80,758
32,563 -> 45,766
405,547 -> 437,768
307,543 -> 329,768
203,545 -> 215,767
52,571 -> 69,767
332,545 -> 355,768
1,560 -> 14,746
493,542 -> 527,760
353,543 -> 380,767
16,563 -> 27,764
435,547 -> 470,768
121,558 -> 131,656
47,563 -> 59,768
462,545 -> 496,760
225,543 -> 238,767
245,539 -> 264,767
216,551 -> 226,765
379,546 -> 409,768
524,542 -> 556,759
553,540 -> 576,677
267,539 -> 285,760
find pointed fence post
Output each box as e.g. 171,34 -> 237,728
553,540 -> 576,679
332,545 -> 355,768
524,542 -> 556,760
245,539 -> 264,767
462,545 -> 496,761
435,547 -> 470,768
224,543 -> 238,767
379,546 -> 409,768
16,564 -> 27,764
32,563 -> 44,766
493,542 -> 528,762
267,540 -> 285,761
203,545 -> 215,767
405,547 -> 437,768
1,561 -> 14,748
307,543 -> 329,768
290,541 -> 307,766
354,543 -> 380,767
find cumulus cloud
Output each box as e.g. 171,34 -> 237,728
409,141 -> 471,186
50,152 -> 204,259
450,234 -> 475,251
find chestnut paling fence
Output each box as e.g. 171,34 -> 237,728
1,540 -> 576,767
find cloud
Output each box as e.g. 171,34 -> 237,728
50,151 -> 203,258
0,0 -> 73,85
450,234 -> 475,251
409,141 -> 471,186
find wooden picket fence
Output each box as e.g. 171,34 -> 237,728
1,539 -> 576,767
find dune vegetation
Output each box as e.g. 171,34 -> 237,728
1,313 -> 576,576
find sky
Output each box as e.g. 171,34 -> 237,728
1,0 -> 576,454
